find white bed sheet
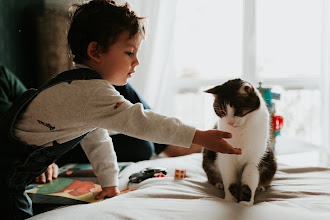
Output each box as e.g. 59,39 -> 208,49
29,153 -> 330,220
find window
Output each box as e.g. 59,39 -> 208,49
171,0 -> 324,148
257,0 -> 322,79
174,0 -> 243,79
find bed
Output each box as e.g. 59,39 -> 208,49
29,152 -> 330,220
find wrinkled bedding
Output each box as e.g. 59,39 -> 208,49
29,153 -> 330,220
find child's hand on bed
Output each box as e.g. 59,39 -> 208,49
193,130 -> 242,155
96,187 -> 136,200
96,186 -> 121,199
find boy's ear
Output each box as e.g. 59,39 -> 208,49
87,41 -> 101,62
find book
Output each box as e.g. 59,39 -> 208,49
27,177 -> 102,204
27,162 -> 132,204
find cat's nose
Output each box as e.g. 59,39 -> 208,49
228,121 -> 240,128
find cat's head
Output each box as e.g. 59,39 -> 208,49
205,78 -> 260,127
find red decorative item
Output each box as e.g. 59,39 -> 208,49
156,173 -> 166,177
273,116 -> 284,131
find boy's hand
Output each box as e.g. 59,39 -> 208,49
96,187 -> 136,200
96,186 -> 120,200
193,130 -> 242,154
34,163 -> 59,184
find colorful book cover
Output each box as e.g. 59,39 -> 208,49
27,177 -> 102,203
27,162 -> 132,204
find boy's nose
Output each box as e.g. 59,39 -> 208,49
133,58 -> 140,67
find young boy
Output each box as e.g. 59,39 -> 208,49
0,1 -> 241,219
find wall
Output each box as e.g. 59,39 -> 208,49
0,0 -> 81,88
0,0 -> 45,87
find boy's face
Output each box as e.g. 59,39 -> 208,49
97,31 -> 142,85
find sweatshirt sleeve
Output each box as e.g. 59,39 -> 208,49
80,128 -> 119,188
83,85 -> 196,148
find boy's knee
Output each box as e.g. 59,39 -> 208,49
132,140 -> 154,161
112,135 -> 154,162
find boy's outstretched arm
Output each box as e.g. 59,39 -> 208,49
193,130 -> 242,154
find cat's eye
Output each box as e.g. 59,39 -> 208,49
215,109 -> 226,117
235,108 -> 251,117
234,110 -> 242,117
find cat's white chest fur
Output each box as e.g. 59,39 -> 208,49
217,98 -> 269,164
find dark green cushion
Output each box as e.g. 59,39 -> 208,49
0,64 -> 26,115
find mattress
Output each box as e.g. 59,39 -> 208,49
29,153 -> 330,220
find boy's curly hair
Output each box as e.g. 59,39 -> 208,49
67,0 -> 145,63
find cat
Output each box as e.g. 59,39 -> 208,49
202,78 -> 277,206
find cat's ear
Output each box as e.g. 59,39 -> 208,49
204,86 -> 220,94
240,83 -> 254,95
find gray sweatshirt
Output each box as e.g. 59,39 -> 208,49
13,68 -> 196,188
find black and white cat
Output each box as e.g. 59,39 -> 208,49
202,78 -> 277,206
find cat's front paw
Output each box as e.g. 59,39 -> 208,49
224,194 -> 238,203
239,200 -> 254,206
215,182 -> 224,190
240,184 -> 252,202
239,185 -> 254,206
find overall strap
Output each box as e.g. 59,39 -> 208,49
39,68 -> 102,92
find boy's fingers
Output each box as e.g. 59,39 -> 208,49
46,166 -> 53,182
96,191 -> 107,200
34,177 -> 40,183
52,164 -> 59,179
40,173 -> 46,184
220,139 -> 242,155
219,131 -> 232,139
228,147 -> 242,155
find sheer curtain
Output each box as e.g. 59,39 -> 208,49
321,0 -> 330,153
124,0 -> 330,153
126,0 -> 178,115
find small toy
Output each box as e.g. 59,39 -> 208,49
156,173 -> 166,177
129,167 -> 167,183
273,115 -> 284,131
174,169 -> 186,179
258,82 -> 284,151
258,82 -> 281,111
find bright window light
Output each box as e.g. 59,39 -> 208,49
174,0 -> 243,79
171,0 -> 324,149
256,0 -> 322,78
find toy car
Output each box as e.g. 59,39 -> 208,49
129,167 -> 167,183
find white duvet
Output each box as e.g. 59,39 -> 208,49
29,153 -> 330,220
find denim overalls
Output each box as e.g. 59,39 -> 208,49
0,68 -> 101,220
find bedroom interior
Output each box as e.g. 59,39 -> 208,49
1,0 -> 329,219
